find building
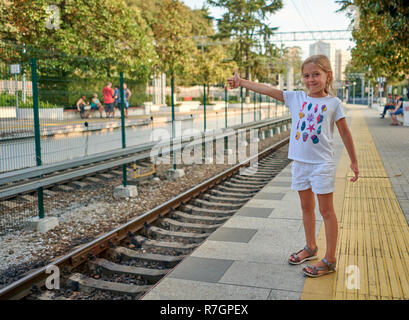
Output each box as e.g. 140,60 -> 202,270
335,49 -> 351,81
309,41 -> 336,73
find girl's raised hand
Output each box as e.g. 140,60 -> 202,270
227,68 -> 240,89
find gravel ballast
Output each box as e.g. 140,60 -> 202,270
0,131 -> 290,290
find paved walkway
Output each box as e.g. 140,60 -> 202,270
141,104 -> 409,300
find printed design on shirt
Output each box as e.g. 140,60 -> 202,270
317,114 -> 324,125
296,101 -> 328,144
307,123 -> 315,132
301,121 -> 306,131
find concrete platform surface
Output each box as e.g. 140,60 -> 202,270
141,104 -> 409,300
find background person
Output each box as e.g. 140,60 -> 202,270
90,93 -> 104,118
102,82 -> 115,118
380,93 -> 396,118
76,95 -> 89,119
390,94 -> 404,126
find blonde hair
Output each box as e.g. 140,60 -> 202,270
301,55 -> 336,96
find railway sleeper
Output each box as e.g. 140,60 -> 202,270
95,173 -> 116,180
237,168 -> 274,176
233,175 -> 270,182
68,181 -> 89,190
82,176 -> 103,184
107,247 -> 184,268
182,204 -> 236,217
215,185 -> 258,195
251,169 -> 278,175
229,178 -> 266,186
258,163 -> 283,168
135,235 -> 198,253
161,218 -> 223,233
67,273 -> 151,297
223,182 -> 261,190
171,211 -> 230,224
209,189 -> 252,199
88,258 -> 170,284
192,198 -> 243,210
240,169 -> 275,177
52,184 -> 75,192
146,225 -> 209,243
200,193 -> 249,204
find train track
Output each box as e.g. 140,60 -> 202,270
0,116 -> 291,202
0,135 -> 290,300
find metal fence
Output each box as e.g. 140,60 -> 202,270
0,41 -> 290,235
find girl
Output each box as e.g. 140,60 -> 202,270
227,55 -> 359,277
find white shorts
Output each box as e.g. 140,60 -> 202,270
291,160 -> 336,194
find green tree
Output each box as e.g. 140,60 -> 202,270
188,8 -> 237,87
1,0 -> 158,106
207,0 -> 283,97
5,0 -> 157,78
337,0 -> 409,82
152,0 -> 197,83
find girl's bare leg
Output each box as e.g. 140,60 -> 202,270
304,192 -> 338,274
289,188 -> 317,263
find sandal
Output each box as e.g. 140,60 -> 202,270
288,245 -> 318,265
303,258 -> 336,278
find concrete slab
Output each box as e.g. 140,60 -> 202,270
253,192 -> 285,200
26,216 -> 59,233
235,207 -> 274,218
143,278 -> 271,300
219,261 -> 306,292
113,185 -> 138,198
208,227 -> 258,243
168,257 -> 234,283
167,169 -> 185,179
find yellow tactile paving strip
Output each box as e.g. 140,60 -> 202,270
302,108 -> 409,300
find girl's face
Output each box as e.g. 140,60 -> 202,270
302,62 -> 331,97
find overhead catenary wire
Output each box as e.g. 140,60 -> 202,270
289,0 -> 317,41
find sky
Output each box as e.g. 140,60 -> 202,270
181,0 -> 355,60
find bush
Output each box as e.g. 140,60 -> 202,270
0,93 -> 59,108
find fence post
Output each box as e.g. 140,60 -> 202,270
31,58 -> 44,219
171,76 -> 176,170
259,93 -> 262,120
120,72 -> 127,187
253,91 -> 256,121
240,87 -> 243,124
224,85 -> 228,150
203,83 -> 206,132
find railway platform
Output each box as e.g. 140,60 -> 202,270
141,104 -> 409,300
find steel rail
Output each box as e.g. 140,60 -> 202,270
0,136 -> 289,300
0,116 -> 291,199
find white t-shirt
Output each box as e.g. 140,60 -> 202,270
283,90 -> 345,164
